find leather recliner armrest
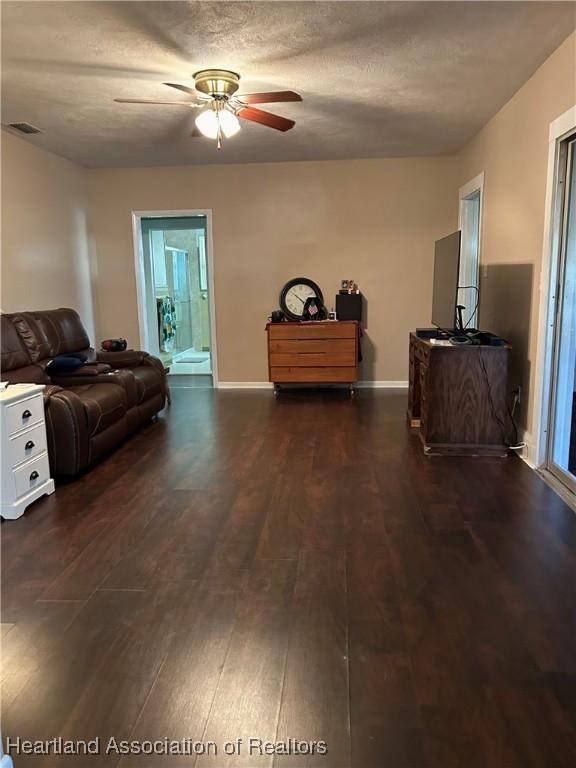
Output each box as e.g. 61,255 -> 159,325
97,350 -> 168,407
97,349 -> 167,382
48,363 -> 111,383
143,354 -> 167,378
48,369 -> 138,410
96,350 -> 147,367
49,370 -> 122,387
43,387 -> 90,475
48,363 -> 116,389
43,384 -> 65,403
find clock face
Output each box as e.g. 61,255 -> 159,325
279,277 -> 324,321
285,283 -> 317,317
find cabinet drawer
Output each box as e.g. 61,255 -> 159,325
6,394 -> 44,436
269,338 -> 356,367
270,366 -> 357,383
13,453 -> 50,499
269,323 -> 356,340
9,423 -> 47,468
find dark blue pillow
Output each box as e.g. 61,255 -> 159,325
46,354 -> 86,374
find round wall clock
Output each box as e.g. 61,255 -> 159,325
279,277 -> 324,321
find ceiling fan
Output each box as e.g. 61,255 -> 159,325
114,68 -> 302,149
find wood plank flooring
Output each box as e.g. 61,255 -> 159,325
2,388 -> 576,767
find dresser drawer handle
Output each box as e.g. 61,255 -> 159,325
22,409 -> 32,419
25,440 -> 35,450
29,471 -> 40,481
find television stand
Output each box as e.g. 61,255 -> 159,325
408,332 -> 511,456
416,327 -> 452,340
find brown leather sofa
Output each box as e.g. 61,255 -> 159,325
1,308 -> 166,476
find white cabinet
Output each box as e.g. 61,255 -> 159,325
1,384 -> 55,520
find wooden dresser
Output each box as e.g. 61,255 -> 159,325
408,332 -> 511,456
267,321 -> 358,391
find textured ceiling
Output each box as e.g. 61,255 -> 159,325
1,1 -> 575,167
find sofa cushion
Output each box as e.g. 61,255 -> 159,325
9,312 -> 53,361
132,366 -> 163,403
1,365 -> 51,385
26,309 -> 91,358
1,314 -> 31,371
68,382 -> 127,437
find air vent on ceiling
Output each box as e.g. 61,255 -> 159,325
7,122 -> 42,135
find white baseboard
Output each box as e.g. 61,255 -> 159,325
217,381 -> 408,390
519,430 -> 537,468
356,381 -> 409,389
217,382 -> 274,389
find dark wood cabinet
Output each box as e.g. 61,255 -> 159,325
408,332 -> 510,456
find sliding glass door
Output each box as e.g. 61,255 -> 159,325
548,136 -> 576,494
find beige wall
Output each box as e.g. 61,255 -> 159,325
86,157 -> 458,382
0,131 -> 95,336
6,32 -> 572,390
458,31 -> 575,437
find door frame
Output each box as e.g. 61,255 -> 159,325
458,172 -> 485,327
458,172 -> 485,234
533,105 -> 576,470
131,209 -> 219,386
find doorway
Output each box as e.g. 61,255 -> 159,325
133,212 -> 217,384
458,173 -> 484,328
546,135 -> 576,495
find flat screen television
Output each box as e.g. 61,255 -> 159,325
432,231 -> 461,331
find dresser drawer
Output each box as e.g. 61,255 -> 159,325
269,338 -> 356,367
9,423 -> 48,468
269,322 -> 357,340
6,394 -> 44,436
270,366 -> 357,383
13,453 -> 50,499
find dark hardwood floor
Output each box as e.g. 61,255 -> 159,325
2,388 -> 576,768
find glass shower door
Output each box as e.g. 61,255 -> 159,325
169,247 -> 194,355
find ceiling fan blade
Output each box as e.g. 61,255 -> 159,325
237,91 -> 302,104
237,106 -> 295,132
164,82 -> 200,97
114,98 -> 200,106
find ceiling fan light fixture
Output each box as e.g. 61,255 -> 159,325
115,69 -> 301,148
218,108 -> 241,138
195,106 -> 240,140
195,108 -> 219,139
